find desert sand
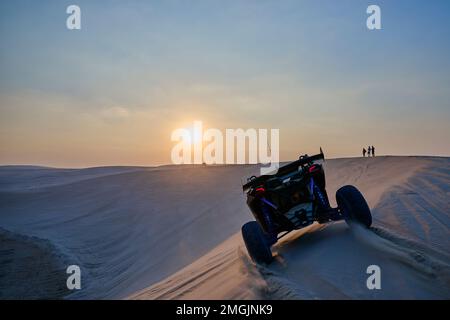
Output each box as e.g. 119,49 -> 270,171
0,156 -> 449,299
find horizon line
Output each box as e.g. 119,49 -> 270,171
1,154 -> 449,170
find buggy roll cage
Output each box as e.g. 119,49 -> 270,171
242,148 -> 325,192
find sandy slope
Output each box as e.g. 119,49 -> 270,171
0,228 -> 70,299
0,164 -> 261,298
0,157 -> 449,299
130,157 -> 450,300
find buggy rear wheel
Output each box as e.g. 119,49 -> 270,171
336,185 -> 372,228
241,221 -> 273,264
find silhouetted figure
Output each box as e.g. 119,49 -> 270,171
372,145 -> 375,157
363,148 -> 367,157
367,146 -> 371,157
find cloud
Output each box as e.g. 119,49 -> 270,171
100,106 -> 130,122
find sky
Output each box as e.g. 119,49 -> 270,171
0,0 -> 449,167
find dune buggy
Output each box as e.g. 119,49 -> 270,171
241,149 -> 372,264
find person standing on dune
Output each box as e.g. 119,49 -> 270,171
372,146 -> 375,157
367,146 -> 371,157
363,148 -> 367,157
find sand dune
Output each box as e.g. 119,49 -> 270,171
0,157 -> 449,299
0,164 -> 261,298
131,157 -> 450,300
